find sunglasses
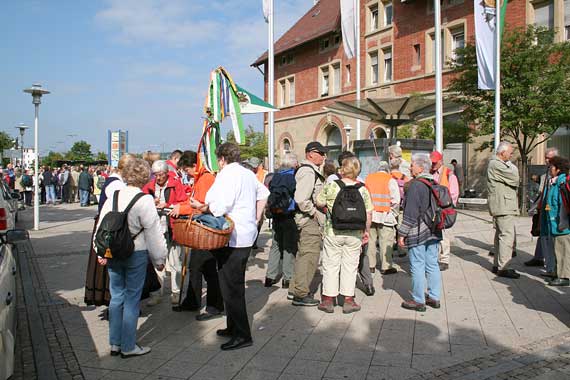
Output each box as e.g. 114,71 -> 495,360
310,150 -> 326,156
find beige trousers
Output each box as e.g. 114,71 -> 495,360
165,243 -> 183,294
291,218 -> 322,298
554,234 -> 570,279
493,215 -> 515,270
321,234 -> 362,297
438,229 -> 451,265
368,223 -> 395,270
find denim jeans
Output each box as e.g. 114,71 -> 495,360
46,185 -> 56,204
79,189 -> 90,206
107,250 -> 148,352
409,241 -> 441,304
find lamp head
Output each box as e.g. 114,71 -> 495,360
23,83 -> 50,105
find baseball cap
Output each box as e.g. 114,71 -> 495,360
305,141 -> 329,154
430,151 -> 443,163
246,157 -> 261,167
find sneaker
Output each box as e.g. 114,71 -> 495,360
146,294 -> 161,306
401,300 -> 426,312
425,296 -> 441,309
548,278 -> 570,286
287,292 -> 294,301
121,345 -> 151,358
292,295 -> 319,307
110,345 -> 121,356
342,297 -> 361,314
264,278 -> 277,287
492,266 -> 498,274
318,296 -> 334,313
171,293 -> 180,304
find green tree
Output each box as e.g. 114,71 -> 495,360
66,140 -> 93,161
417,121 -> 435,140
96,152 -> 108,161
397,124 -> 414,138
226,125 -> 268,161
41,151 -> 65,168
449,26 -> 570,212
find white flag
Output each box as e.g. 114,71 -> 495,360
263,0 -> 270,23
474,0 -> 497,89
340,0 -> 357,59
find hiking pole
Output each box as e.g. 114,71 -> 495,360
178,246 -> 190,305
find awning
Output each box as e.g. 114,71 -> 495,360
324,94 -> 463,127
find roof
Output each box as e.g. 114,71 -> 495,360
252,0 -> 340,67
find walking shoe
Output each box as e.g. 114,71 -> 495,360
220,337 -> 253,351
438,263 -> 449,271
541,272 -> 557,278
343,297 -> 361,314
488,251 -> 494,257
172,303 -> 200,312
196,311 -> 222,321
318,296 -> 335,313
292,295 -> 319,306
548,278 -> 570,287
282,279 -> 290,289
287,292 -> 294,300
216,328 -> 233,337
524,258 -> 545,267
401,300 -> 426,312
380,268 -> 398,275
425,295 -> 441,309
497,269 -> 520,279
121,345 -> 151,358
362,285 -> 375,296
264,277 -> 277,287
110,345 -> 121,356
492,266 -> 498,274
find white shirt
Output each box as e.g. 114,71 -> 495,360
105,173 -> 126,199
205,163 -> 270,248
95,186 -> 168,266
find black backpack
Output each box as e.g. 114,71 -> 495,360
267,172 -> 296,217
416,178 -> 457,232
331,180 -> 367,230
95,190 -> 145,260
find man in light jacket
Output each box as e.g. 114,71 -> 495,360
487,141 -> 520,279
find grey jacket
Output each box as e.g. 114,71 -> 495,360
487,156 -> 520,216
294,160 -> 325,229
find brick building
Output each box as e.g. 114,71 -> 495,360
253,0 -> 570,189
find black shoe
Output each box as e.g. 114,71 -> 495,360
497,269 -> 520,279
370,268 -> 376,273
282,279 -> 290,288
292,296 -> 319,307
172,303 -> 200,312
221,337 -> 253,351
216,328 -> 233,337
438,263 -> 449,271
524,258 -> 545,267
492,266 -> 498,274
548,278 -> 570,286
196,312 -> 222,321
380,268 -> 398,275
363,285 -> 375,296
488,251 -> 495,257
264,277 -> 277,287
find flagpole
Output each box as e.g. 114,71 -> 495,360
355,0 -> 361,143
494,0 -> 501,151
434,0 -> 443,152
268,0 -> 275,172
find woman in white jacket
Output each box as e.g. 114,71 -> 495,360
96,158 -> 168,358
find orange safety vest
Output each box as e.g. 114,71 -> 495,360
256,168 -> 267,184
438,166 -> 450,189
365,172 -> 392,213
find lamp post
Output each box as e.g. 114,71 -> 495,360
15,124 -> 29,168
23,83 -> 50,231
344,124 -> 353,151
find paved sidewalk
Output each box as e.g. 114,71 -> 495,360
14,203 -> 570,379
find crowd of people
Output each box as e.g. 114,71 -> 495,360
80,140 -> 569,358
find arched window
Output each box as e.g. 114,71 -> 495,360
326,126 -> 342,146
283,138 -> 291,152
372,127 -> 387,139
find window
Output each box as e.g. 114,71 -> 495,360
333,64 -> 341,95
534,1 -> 554,30
319,37 -> 330,52
279,80 -> 286,107
384,2 -> 393,27
333,33 -> 341,46
283,138 -> 291,152
414,44 -> 421,66
321,67 -> 330,96
288,78 -> 295,105
326,127 -> 343,146
370,5 -> 379,31
345,64 -> 351,84
565,0 -> 570,40
451,29 -> 465,63
370,51 -> 379,85
383,48 -> 392,82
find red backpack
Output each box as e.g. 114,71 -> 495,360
416,178 -> 457,232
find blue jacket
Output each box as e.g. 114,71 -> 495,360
544,174 -> 570,236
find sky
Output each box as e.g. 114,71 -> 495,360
0,0 -> 312,156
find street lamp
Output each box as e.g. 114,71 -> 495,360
15,124 -> 29,168
23,83 -> 50,231
344,124 -> 353,150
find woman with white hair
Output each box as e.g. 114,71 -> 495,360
397,153 -> 442,312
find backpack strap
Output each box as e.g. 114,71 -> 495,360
335,179 -> 346,189
112,190 -> 120,212
124,192 -> 146,215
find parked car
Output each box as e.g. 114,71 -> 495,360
0,179 -> 18,228
0,241 -> 16,380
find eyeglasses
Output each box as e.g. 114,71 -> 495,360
310,150 -> 326,156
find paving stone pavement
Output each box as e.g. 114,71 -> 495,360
13,203 -> 570,379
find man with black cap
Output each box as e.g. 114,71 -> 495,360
290,141 -> 327,306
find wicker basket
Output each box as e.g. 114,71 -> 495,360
172,216 -> 234,250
